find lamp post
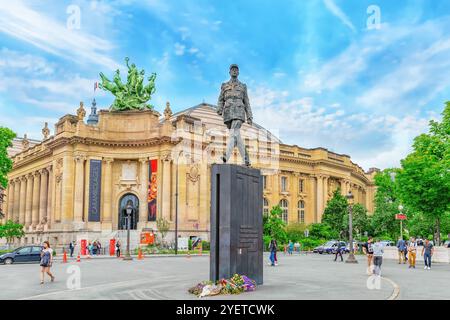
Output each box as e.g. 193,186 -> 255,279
398,205 -> 404,240
345,191 -> 358,264
123,201 -> 133,261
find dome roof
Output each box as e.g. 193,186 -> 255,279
167,103 -> 282,144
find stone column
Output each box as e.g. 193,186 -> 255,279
38,169 -> 48,226
31,171 -> 41,228
316,175 -> 323,223
61,154 -> 75,227
25,174 -> 33,229
138,158 -> 149,229
323,176 -> 329,206
46,166 -> 53,229
102,158 -> 113,229
18,176 -> 27,225
161,154 -> 172,221
73,155 -> 86,224
13,178 -> 20,223
5,182 -> 13,222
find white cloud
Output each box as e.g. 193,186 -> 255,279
0,48 -> 55,75
248,85 -> 435,170
174,43 -> 186,56
323,0 -> 356,32
0,0 -> 120,70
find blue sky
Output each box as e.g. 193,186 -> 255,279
1,0 -> 449,170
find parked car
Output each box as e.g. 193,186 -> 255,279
444,240 -> 450,248
0,246 -> 43,265
313,241 -> 349,254
380,241 -> 395,247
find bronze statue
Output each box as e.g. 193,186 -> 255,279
217,64 -> 253,166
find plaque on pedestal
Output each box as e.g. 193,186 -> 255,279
210,164 -> 263,285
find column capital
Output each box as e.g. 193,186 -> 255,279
38,168 -> 49,176
19,176 -> 27,182
103,157 -> 114,165
74,153 -> 87,162
162,152 -> 172,162
33,171 -> 41,178
26,173 -> 33,180
46,165 -> 53,172
139,157 -> 149,164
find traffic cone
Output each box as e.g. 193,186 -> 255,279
62,250 -> 67,263
138,248 -> 143,260
76,254 -> 81,263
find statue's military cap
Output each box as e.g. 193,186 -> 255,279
229,64 -> 239,70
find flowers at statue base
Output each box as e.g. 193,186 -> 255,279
188,274 -> 256,298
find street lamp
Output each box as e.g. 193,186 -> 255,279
123,200 -> 133,261
398,205 -> 404,240
345,191 -> 358,264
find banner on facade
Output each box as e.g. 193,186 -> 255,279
88,159 -> 102,222
148,159 -> 158,221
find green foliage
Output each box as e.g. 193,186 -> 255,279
321,189 -> 348,238
263,205 -> 287,244
297,237 -> 323,251
201,241 -> 210,251
0,127 -> 16,189
349,203 -> 370,238
308,223 -> 339,240
396,102 -> 450,244
156,217 -> 170,243
371,169 -> 403,239
0,220 -> 25,243
285,223 -> 307,242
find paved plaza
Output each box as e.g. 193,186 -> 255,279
1,253 -> 449,300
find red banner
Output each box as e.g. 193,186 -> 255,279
109,239 -> 116,256
81,239 -> 87,255
148,159 -> 158,221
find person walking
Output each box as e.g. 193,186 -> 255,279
396,237 -> 406,264
288,241 -> 294,255
421,239 -> 434,270
69,241 -> 75,258
362,237 -> 374,275
372,239 -> 384,276
116,240 -> 121,258
274,240 -> 279,266
334,242 -> 344,262
269,239 -> 277,266
97,241 -> 102,255
408,237 -> 417,269
40,241 -> 55,284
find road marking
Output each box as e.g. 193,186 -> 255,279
383,277 -> 400,300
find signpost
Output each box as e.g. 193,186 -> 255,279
396,205 -> 406,240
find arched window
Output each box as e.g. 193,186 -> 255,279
298,200 -> 305,224
263,198 -> 269,217
279,199 -> 289,224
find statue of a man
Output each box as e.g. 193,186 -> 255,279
217,64 -> 253,166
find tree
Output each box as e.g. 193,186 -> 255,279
308,223 -> 339,240
371,169 -> 403,239
349,204 -> 370,239
263,206 -> 287,244
321,189 -> 348,238
397,102 -> 450,245
0,127 -> 16,189
156,217 -> 170,246
0,220 -> 25,246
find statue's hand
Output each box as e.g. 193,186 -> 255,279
247,117 -> 253,126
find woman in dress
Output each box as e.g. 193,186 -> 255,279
40,241 -> 55,284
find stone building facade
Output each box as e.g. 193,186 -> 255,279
2,101 -> 378,247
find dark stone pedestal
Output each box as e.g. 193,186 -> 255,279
210,164 -> 263,285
